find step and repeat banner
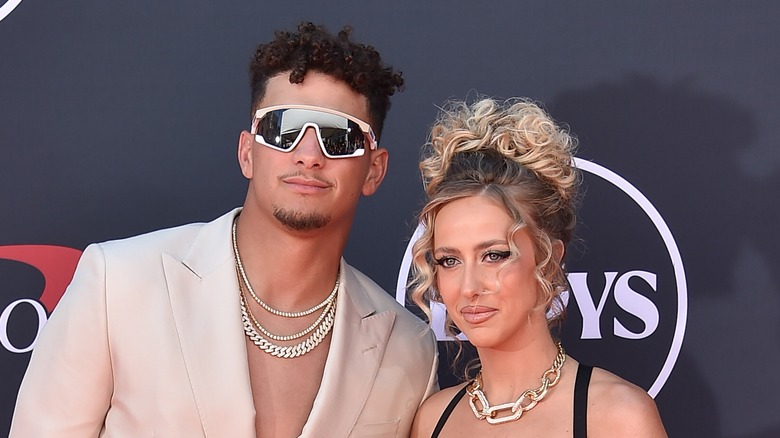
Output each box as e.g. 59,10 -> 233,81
1,1 -> 778,436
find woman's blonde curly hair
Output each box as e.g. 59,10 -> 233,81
409,97 -> 579,340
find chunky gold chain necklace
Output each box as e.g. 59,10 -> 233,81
467,343 -> 566,425
232,216 -> 339,358
232,217 -> 338,318
239,292 -> 336,358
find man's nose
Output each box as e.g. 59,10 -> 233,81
292,126 -> 326,168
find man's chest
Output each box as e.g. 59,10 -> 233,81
246,335 -> 331,438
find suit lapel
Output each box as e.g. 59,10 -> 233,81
164,209 -> 256,437
302,261 -> 396,437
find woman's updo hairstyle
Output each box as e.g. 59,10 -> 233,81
410,97 -> 579,332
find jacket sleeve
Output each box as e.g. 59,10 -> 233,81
421,328 -> 440,404
10,243 -> 114,437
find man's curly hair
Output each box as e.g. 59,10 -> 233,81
249,21 -> 404,141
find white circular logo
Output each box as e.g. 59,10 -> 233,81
395,158 -> 687,397
0,0 -> 24,22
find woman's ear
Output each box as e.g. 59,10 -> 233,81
552,239 -> 565,264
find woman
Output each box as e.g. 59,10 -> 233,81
409,98 -> 667,437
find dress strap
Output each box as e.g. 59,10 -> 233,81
573,364 -> 593,438
431,383 -> 470,438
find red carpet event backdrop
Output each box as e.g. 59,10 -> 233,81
1,2 -> 778,436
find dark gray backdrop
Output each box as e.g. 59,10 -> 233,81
1,1 -> 778,436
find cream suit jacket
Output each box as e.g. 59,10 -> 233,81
11,209 -> 439,437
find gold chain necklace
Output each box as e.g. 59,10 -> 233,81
232,217 -> 338,318
239,293 -> 336,358
231,215 -> 339,358
239,275 -> 336,342
467,342 -> 566,425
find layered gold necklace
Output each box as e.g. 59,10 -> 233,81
232,217 -> 338,358
467,342 -> 566,425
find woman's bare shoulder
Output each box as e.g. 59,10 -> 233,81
586,368 -> 668,437
410,383 -> 469,438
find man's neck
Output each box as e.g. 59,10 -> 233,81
233,208 -> 349,311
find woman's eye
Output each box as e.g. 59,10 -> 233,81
484,250 -> 511,262
435,256 -> 458,268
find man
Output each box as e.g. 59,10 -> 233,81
11,22 -> 438,437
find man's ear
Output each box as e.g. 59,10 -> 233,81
238,131 -> 254,179
362,148 -> 389,196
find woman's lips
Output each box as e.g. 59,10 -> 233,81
460,305 -> 498,324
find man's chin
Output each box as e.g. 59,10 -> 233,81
272,207 -> 330,231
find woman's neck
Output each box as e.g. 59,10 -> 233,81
475,327 -> 561,402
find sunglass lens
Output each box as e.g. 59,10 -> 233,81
319,122 -> 365,156
256,110 -> 295,151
